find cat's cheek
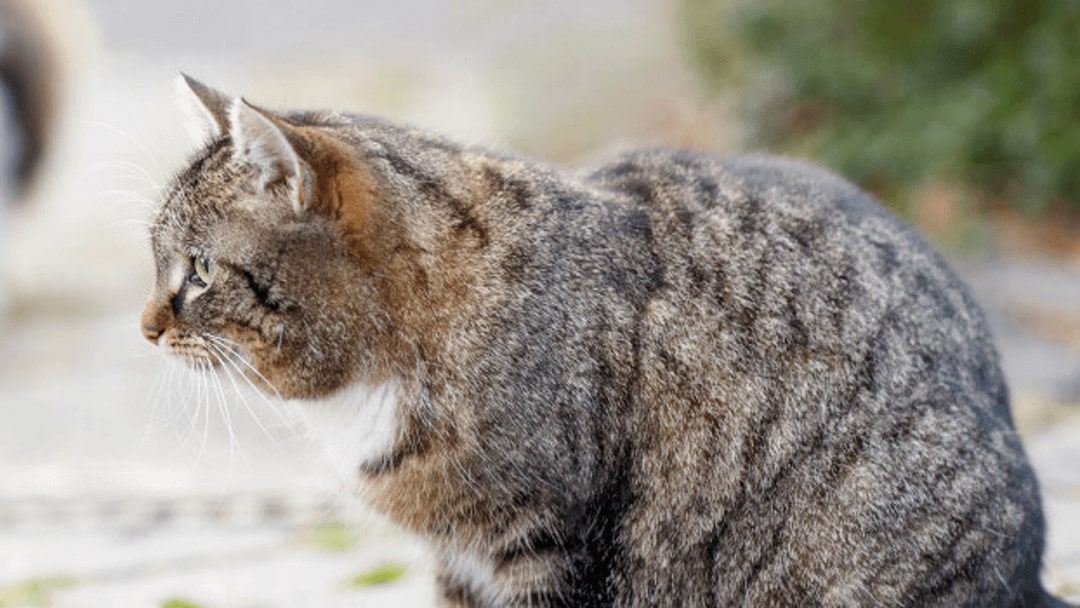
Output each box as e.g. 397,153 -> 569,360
215,325 -> 295,396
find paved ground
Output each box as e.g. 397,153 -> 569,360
1,1 -> 1078,606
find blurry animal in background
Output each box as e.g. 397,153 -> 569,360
0,0 -> 61,316
141,75 -> 1067,607
0,0 -> 59,206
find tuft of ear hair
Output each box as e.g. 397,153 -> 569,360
227,98 -> 314,214
174,73 -> 233,143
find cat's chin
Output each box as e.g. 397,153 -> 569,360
167,348 -> 220,368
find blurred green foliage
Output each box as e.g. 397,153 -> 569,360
160,598 -> 209,608
308,522 -> 358,552
347,563 -> 407,587
0,576 -> 77,607
683,0 -> 1080,214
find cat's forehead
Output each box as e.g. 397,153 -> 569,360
153,138 -> 250,242
171,138 -> 245,205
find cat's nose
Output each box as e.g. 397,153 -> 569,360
141,321 -> 164,344
140,300 -> 171,345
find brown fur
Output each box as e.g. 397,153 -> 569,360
143,77 -> 1067,607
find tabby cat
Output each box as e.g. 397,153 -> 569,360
141,75 -> 1066,607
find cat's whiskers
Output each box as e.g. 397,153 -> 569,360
173,357 -> 206,451
207,359 -> 240,462
205,335 -> 300,439
184,360 -> 204,441
85,158 -> 165,240
79,119 -> 169,180
93,180 -> 165,211
84,133 -> 171,236
141,357 -> 168,431
143,356 -> 183,436
90,157 -> 166,189
204,334 -> 287,402
93,187 -> 159,210
182,358 -> 213,464
196,360 -> 214,464
90,174 -> 165,216
205,340 -> 291,447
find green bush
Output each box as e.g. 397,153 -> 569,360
683,0 -> 1080,214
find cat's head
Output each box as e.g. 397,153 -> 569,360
141,75 -> 386,399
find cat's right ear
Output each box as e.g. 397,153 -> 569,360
174,73 -> 232,143
227,98 -> 315,215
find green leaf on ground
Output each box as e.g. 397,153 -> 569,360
310,522 -> 358,552
0,576 -> 78,607
347,563 -> 408,587
160,598 -> 210,608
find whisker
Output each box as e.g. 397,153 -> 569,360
208,361 -> 239,463
174,358 -> 204,451
207,341 -> 288,447
205,335 -> 286,401
142,357 -> 168,433
143,356 -> 182,436
205,334 -> 298,434
79,119 -> 168,177
90,158 -> 167,192
196,360 -> 212,464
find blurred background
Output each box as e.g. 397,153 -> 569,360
0,0 -> 1077,606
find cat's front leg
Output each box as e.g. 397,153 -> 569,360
435,568 -> 483,608
435,548 -> 567,608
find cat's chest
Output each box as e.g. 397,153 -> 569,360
290,381 -> 400,481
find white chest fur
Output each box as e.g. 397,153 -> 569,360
290,381 -> 401,481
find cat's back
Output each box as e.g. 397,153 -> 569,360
587,150 -> 938,279
582,150 -> 1047,606
586,150 -> 1001,386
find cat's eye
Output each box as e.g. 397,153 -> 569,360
191,256 -> 215,287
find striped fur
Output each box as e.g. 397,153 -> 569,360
142,78 -> 1064,607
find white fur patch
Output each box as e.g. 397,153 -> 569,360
441,548 -> 497,604
167,257 -> 188,293
291,381 -> 401,482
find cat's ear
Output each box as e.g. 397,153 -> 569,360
174,73 -> 232,143
228,99 -> 314,214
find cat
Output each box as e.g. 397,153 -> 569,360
141,74 -> 1069,607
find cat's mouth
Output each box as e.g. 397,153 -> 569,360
164,335 -> 223,368
167,332 -> 281,396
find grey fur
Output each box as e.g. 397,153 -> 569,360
144,80 -> 1067,607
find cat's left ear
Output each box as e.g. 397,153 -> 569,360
228,99 -> 315,214
174,73 -> 232,143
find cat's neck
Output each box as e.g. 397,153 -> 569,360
290,379 -> 402,482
